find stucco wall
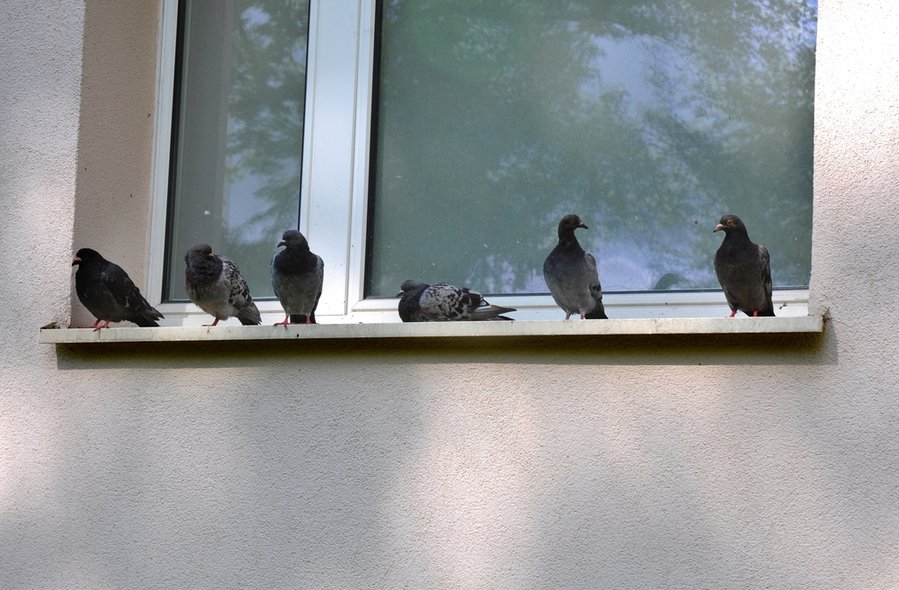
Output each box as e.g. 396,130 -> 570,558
1,1 -> 898,589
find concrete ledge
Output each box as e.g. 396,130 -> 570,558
41,316 -> 824,344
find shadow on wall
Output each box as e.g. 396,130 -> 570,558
51,326 -> 837,373
13,323 -> 877,588
1,354 -> 433,588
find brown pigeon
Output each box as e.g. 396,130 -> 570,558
713,214 -> 775,317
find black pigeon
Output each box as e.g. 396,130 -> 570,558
271,230 -> 324,325
397,280 -> 516,322
713,214 -> 775,317
543,214 -> 608,319
72,248 -> 164,330
185,243 -> 261,326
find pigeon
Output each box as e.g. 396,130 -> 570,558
543,214 -> 608,319
397,280 -> 516,322
185,243 -> 261,326
713,214 -> 775,317
72,248 -> 164,330
271,230 -> 324,325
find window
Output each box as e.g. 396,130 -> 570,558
164,0 -> 310,301
368,1 -> 816,297
150,1 -> 816,323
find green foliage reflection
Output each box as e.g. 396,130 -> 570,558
369,0 -> 816,296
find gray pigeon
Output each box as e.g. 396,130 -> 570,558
271,230 -> 324,325
714,214 -> 774,317
543,214 -> 608,319
73,248 -> 164,330
185,243 -> 261,326
397,280 -> 516,322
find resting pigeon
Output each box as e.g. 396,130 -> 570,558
397,280 -> 516,322
271,230 -> 324,325
72,248 -> 164,330
714,214 -> 775,317
185,243 -> 261,326
543,214 -> 608,319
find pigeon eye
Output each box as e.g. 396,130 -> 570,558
727,219 -> 734,225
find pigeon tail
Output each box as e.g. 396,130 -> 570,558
584,306 -> 608,320
469,304 -> 517,321
131,315 -> 161,328
237,302 -> 262,325
290,313 -> 315,324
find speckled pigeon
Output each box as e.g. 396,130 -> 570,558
72,248 -> 164,330
397,280 -> 516,322
543,214 -> 608,320
714,214 -> 775,317
185,243 -> 261,326
271,230 -> 324,325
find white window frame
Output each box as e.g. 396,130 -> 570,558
146,0 -> 810,326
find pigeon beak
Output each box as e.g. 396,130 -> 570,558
713,223 -> 725,232
277,241 -> 286,248
72,256 -> 81,266
579,222 -> 588,230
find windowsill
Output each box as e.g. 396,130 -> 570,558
41,315 -> 824,344
147,289 -> 811,325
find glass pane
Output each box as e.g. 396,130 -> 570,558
368,0 -> 816,296
165,0 -> 309,301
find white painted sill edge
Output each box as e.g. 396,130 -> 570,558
40,315 -> 824,344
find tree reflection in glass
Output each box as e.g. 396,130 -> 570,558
368,0 -> 817,296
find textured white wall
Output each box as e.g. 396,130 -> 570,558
1,1 -> 898,589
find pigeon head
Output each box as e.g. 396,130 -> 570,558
73,248 -> 104,267
185,243 -> 215,262
557,214 -> 588,240
184,244 -> 224,285
278,230 -> 309,251
184,243 -> 223,279
714,215 -> 748,235
398,279 -> 428,297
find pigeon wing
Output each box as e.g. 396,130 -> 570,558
77,265 -> 122,322
583,252 -> 607,319
307,255 -> 324,323
222,257 -> 261,325
103,264 -> 163,326
465,287 -> 516,321
756,244 -> 774,316
418,283 -> 467,321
